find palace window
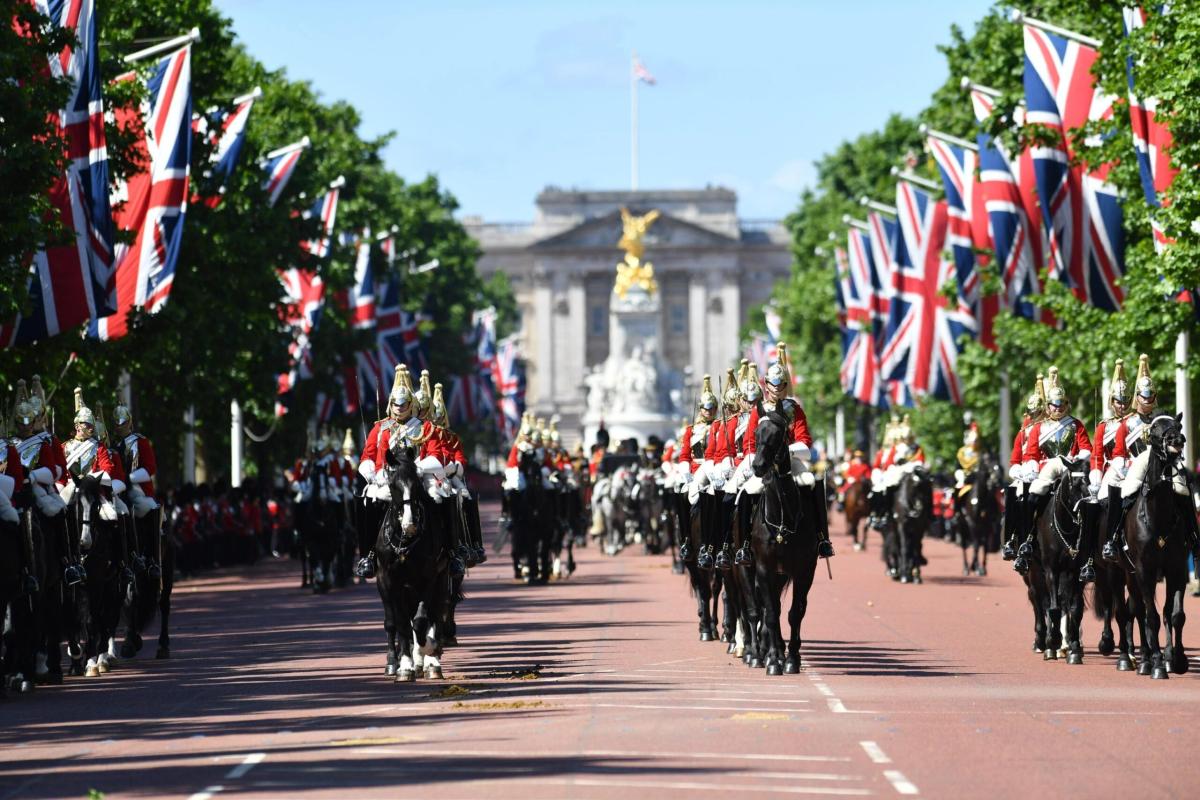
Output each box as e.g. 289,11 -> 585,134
669,303 -> 687,334
590,305 -> 606,336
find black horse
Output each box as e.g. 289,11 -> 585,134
63,474 -> 125,677
1032,460 -> 1091,664
748,408 -> 819,675
118,499 -> 178,661
1117,414 -> 1191,678
511,449 -> 553,583
890,468 -> 931,584
956,452 -> 1003,577
298,459 -> 339,593
375,444 -> 450,681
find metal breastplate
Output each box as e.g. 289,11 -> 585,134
65,438 -> 99,473
1039,417 -> 1076,458
16,436 -> 42,469
1125,415 -> 1151,458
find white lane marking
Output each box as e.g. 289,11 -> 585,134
592,703 -> 812,713
225,752 -> 265,779
814,683 -> 835,696
351,747 -> 851,762
859,741 -> 891,764
828,699 -> 848,713
883,770 -> 919,795
682,696 -> 811,704
188,788 -> 223,800
644,656 -> 708,667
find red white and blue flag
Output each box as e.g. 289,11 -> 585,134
262,138 -> 307,207
864,211 -> 913,407
300,186 -> 339,259
376,276 -> 429,374
274,266 -> 325,416
93,44 -> 193,341
348,230 -> 376,329
927,136 -> 997,349
880,184 -> 976,404
1023,23 -> 1125,311
492,334 -> 527,440
4,0 -> 115,347
839,230 -> 888,408
193,88 -> 257,208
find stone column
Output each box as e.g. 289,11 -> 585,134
531,263 -> 553,410
688,274 -> 709,371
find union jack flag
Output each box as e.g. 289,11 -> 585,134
92,44 -> 193,341
193,89 -> 257,208
1124,7 -> 1177,215
969,89 -> 1051,324
840,230 -> 888,407
261,139 -> 307,207
375,276 -> 429,374
927,136 -> 998,349
4,0 -> 115,347
300,186 -> 339,259
278,267 -> 325,333
864,211 -> 913,407
348,230 -> 376,329
492,334 -> 526,440
834,247 -> 849,331
633,55 -> 656,85
1023,23 -> 1124,311
880,184 -> 976,404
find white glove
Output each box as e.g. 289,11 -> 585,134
1089,482 -> 1100,498
444,461 -> 458,478
373,469 -> 389,486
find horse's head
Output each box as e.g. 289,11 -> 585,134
751,410 -> 789,478
897,467 -> 932,518
384,443 -> 421,493
1149,413 -> 1186,460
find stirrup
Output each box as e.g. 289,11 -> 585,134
473,545 -> 488,565
1102,539 -> 1119,561
449,556 -> 466,578
21,574 -> 39,596
1013,555 -> 1030,576
679,541 -> 693,561
734,545 -> 752,567
147,560 -> 162,580
1017,539 -> 1033,558
64,563 -> 85,586
818,539 -> 835,558
1079,559 -> 1096,584
715,546 -> 732,571
1001,540 -> 1016,561
353,556 -> 375,579
696,546 -> 714,571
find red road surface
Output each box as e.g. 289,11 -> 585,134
3,503 -> 1199,799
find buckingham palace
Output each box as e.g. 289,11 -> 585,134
463,187 -> 793,446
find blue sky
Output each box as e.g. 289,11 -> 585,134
214,0 -> 996,222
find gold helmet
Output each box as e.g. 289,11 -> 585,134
721,367 -> 740,410
1135,353 -> 1156,400
390,364 -> 415,407
697,374 -> 718,417
413,370 -> 433,417
73,387 -> 95,428
740,359 -> 762,403
964,420 -> 979,446
342,428 -> 356,456
532,417 -> 547,444
1045,366 -> 1067,407
1109,359 -> 1130,406
13,379 -> 35,428
113,399 -> 132,429
882,413 -> 900,446
898,414 -> 915,444
549,420 -> 561,445
1025,372 -> 1047,416
764,342 -> 791,393
431,382 -> 449,427
29,375 -> 47,428
519,411 -> 534,438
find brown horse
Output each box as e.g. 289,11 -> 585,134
843,480 -> 869,551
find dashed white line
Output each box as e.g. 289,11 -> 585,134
591,702 -> 812,713
859,741 -> 891,764
187,788 -> 223,800
883,769 -> 920,795
226,752 -> 266,779
352,747 -> 852,762
814,683 -> 836,696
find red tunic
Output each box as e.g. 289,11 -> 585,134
1111,415 -> 1151,463
3,445 -> 26,494
704,419 -> 731,462
1021,417 -> 1092,466
845,461 -> 871,482
1009,427 -> 1030,468
58,439 -> 121,485
116,433 -> 158,498
734,408 -> 761,466
360,419 -> 437,472
1090,417 -> 1124,473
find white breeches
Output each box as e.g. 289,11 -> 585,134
1029,457 -> 1068,496
1120,450 -> 1190,499
502,466 -> 526,492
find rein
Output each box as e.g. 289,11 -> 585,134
1050,474 -> 1084,559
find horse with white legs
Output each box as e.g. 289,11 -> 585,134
374,445 -> 450,682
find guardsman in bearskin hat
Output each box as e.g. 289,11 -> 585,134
1014,367 -> 1092,575
675,374 -> 718,562
1001,373 -> 1046,561
759,343 -> 833,558
111,396 -> 163,579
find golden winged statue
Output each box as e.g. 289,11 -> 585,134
614,207 -> 660,299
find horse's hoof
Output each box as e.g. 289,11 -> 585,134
396,670 -> 415,683
1152,666 -> 1169,680
699,631 -> 713,642
1116,655 -> 1134,671
1171,654 -> 1189,675
385,664 -> 397,676
749,657 -> 763,669
962,567 -> 970,576
155,647 -> 170,660
853,543 -> 864,552
899,575 -> 909,584
726,642 -> 737,655
765,662 -> 783,676
1066,652 -> 1083,665
743,653 -> 753,665
783,658 -> 800,675
425,666 -> 443,680
1137,661 -> 1152,676
1098,633 -> 1115,657
913,575 -> 923,585
85,665 -> 100,678
977,567 -> 987,577
69,661 -> 84,677
120,643 -> 135,659
1043,649 -> 1058,661
720,631 -> 733,643
443,635 -> 459,648
96,658 -> 111,674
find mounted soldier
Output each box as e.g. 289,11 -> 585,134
729,360 -> 766,566
954,421 -> 981,514
430,381 -> 484,567
110,399 -> 162,580
675,374 -> 718,562
758,343 -> 833,559
1002,373 -> 1046,561
1015,367 -> 1092,576
12,379 -> 74,585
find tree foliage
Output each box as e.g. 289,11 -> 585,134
0,0 -> 513,484
775,1 -> 1200,468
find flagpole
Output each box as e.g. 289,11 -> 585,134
631,50 -> 639,191
1178,331 -> 1194,469
123,27 -> 200,64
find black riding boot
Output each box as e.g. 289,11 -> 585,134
1079,499 -> 1099,584
734,495 -> 753,566
697,492 -> 715,570
1102,485 -> 1122,561
680,497 -> 695,562
465,495 -> 487,564
715,494 -> 735,571
1001,485 -> 1018,560
808,485 -> 834,558
1013,492 -> 1048,575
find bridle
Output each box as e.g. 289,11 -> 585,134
1049,470 -> 1085,559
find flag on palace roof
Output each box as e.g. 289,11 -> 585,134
3,0 -> 115,348
1023,21 -> 1124,311
92,43 -> 193,341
